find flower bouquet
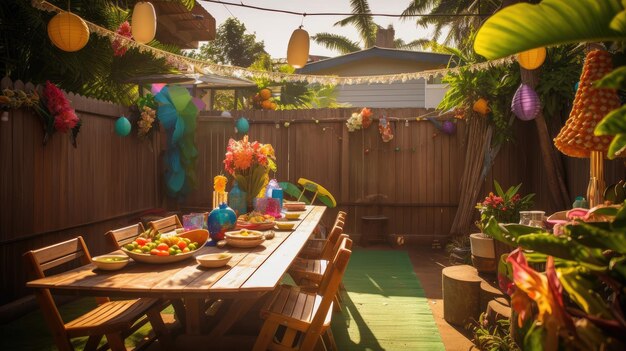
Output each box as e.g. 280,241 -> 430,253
476,181 -> 534,230
224,136 -> 276,208
37,81 -> 81,147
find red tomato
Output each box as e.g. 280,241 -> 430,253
177,241 -> 187,250
136,238 -> 148,246
150,249 -> 160,256
157,250 -> 170,256
182,247 -> 190,253
157,243 -> 169,251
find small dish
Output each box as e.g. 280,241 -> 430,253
196,253 -> 232,268
92,255 -> 130,271
284,212 -> 303,220
226,237 -> 265,248
225,229 -> 264,240
275,221 -> 295,230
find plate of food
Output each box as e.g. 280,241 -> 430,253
236,212 -> 275,230
121,229 -> 208,264
92,255 -> 130,271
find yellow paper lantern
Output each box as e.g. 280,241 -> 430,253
516,47 -> 546,70
473,98 -> 490,115
287,27 -> 309,68
47,12 -> 90,52
132,2 -> 157,44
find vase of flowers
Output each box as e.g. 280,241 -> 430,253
471,181 -> 534,273
223,136 -> 276,211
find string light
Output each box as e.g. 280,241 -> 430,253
32,0 -> 515,86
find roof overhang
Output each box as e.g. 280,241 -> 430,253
154,1 -> 216,49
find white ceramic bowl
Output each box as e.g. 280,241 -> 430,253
284,212 -> 303,220
196,253 -> 232,268
92,255 -> 130,271
225,229 -> 264,240
226,237 -> 265,248
275,220 -> 295,230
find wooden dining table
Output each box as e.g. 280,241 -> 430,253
27,205 -> 327,345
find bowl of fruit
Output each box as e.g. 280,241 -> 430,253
274,220 -> 295,230
284,212 -> 303,220
236,212 -> 275,231
121,229 -> 208,264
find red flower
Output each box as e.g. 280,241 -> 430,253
112,21 -> 133,57
54,109 -> 79,133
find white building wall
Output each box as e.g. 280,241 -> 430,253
335,78 -> 426,108
425,83 -> 449,109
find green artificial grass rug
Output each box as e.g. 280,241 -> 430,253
331,249 -> 445,351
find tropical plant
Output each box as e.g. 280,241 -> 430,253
0,0 -> 185,105
484,202 -> 626,351
476,181 -> 534,228
469,312 -> 521,351
190,17 -> 266,67
473,0 -> 626,159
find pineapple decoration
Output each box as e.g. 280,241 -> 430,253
554,48 -> 621,206
251,88 -> 277,110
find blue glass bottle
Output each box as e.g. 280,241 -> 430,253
228,181 -> 247,216
207,203 -> 236,246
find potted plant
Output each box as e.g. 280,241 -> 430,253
471,181 -> 534,273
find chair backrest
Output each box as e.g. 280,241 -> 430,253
148,215 -> 182,234
303,237 -> 352,346
105,222 -> 145,250
320,225 -> 343,260
23,236 -> 103,344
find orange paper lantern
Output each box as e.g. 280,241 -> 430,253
472,98 -> 490,115
132,2 -> 157,44
517,47 -> 546,70
287,27 -> 309,68
47,12 -> 90,52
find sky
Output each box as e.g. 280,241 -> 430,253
198,0 -> 438,59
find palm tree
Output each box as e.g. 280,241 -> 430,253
313,0 -> 428,54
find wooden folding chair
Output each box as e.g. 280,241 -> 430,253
299,224 -> 343,260
148,215 -> 182,234
23,236 -> 170,351
253,237 -> 352,351
105,224 -> 187,328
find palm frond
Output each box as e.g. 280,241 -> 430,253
333,0 -> 376,47
394,38 -> 430,50
312,33 -> 362,54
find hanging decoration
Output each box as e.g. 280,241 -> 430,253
32,0 -> 518,86
511,84 -> 541,121
136,93 -> 158,139
155,85 -> 199,197
346,107 -> 371,132
427,118 -> 457,136
516,47 -> 546,70
47,11 -> 90,52
38,81 -> 81,146
131,1 -> 156,44
251,88 -> 277,110
287,26 -> 310,68
114,116 -> 131,136
235,117 -> 249,134
378,114 -> 394,142
111,21 -> 132,56
472,98 -> 490,115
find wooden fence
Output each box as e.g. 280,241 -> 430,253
1,86 -> 624,306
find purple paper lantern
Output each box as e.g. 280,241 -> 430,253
511,84 -> 541,121
441,120 -> 456,135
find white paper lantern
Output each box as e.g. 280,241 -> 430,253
132,2 -> 156,44
287,27 -> 309,68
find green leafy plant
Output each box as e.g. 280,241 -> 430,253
469,313 -> 521,351
476,181 -> 535,229
446,235 -> 472,265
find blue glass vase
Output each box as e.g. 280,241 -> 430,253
228,181 -> 247,216
206,203 -> 236,246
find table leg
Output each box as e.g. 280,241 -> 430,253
184,298 -> 204,335
206,297 -> 259,339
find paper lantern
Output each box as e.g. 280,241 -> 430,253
132,2 -> 156,44
115,116 -> 131,136
235,117 -> 249,134
287,27 -> 309,68
472,98 -> 490,115
517,47 -> 546,70
511,84 -> 541,121
47,12 -> 90,52
441,120 -> 457,135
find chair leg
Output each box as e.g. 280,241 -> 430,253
322,328 -> 337,351
84,334 -> 103,351
104,333 -> 126,351
253,320 -> 280,351
332,294 -> 342,313
170,299 -> 186,328
146,307 -> 173,350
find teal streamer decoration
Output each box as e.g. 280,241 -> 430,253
155,85 -> 199,197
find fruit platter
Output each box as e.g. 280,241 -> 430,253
121,229 -> 208,264
224,229 -> 265,248
236,212 -> 275,231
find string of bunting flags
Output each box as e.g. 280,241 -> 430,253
32,0 -> 515,86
